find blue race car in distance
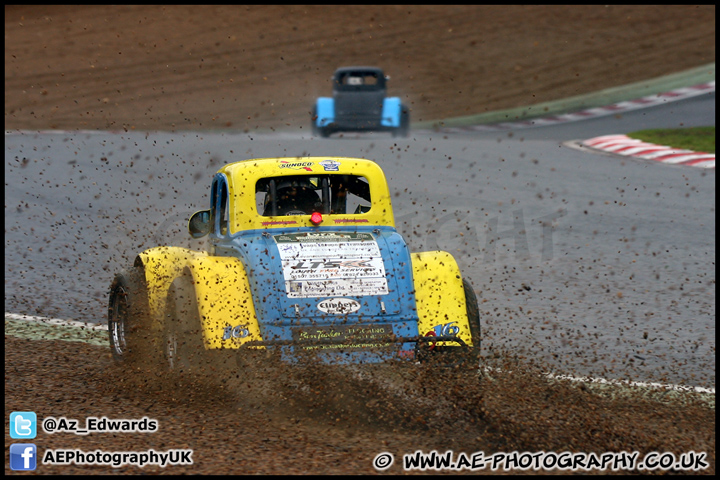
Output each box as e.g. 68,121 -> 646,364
312,66 -> 410,138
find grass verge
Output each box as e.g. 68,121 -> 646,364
628,126 -> 715,153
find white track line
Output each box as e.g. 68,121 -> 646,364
5,312 -> 108,331
544,373 -> 714,395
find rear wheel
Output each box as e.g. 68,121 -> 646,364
164,274 -> 207,373
107,267 -> 161,366
463,278 -> 482,364
463,279 -> 481,345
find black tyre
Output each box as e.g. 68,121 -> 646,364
107,267 -> 159,365
463,278 -> 481,360
164,274 -> 207,373
463,278 -> 482,368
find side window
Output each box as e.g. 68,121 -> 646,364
218,182 -> 228,235
211,176 -> 229,235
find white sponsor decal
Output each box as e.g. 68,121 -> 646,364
288,278 -> 388,297
277,241 -> 380,257
319,159 -> 341,171
274,232 -> 388,298
281,257 -> 386,281
317,298 -> 361,314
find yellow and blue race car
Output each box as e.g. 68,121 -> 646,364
108,157 -> 480,371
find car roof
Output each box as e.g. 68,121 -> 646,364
334,66 -> 385,76
216,157 -> 395,231
218,156 -> 384,178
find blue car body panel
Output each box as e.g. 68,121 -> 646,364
213,225 -> 420,364
315,97 -> 402,129
381,97 -> 402,127
315,97 -> 334,127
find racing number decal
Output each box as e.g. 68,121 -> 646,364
424,322 -> 460,349
223,324 -> 250,340
428,322 -> 460,337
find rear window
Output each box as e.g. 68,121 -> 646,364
342,74 -> 378,86
334,71 -> 385,91
256,174 -> 371,216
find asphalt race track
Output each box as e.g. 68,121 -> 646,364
4,90 -> 715,390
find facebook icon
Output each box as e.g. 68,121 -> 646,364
10,444 -> 37,471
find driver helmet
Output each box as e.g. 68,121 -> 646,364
264,177 -> 321,215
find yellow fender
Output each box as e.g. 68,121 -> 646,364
137,246 -> 207,331
137,246 -> 262,349
411,251 -> 473,346
187,256 -> 263,349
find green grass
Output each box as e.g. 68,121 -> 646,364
627,126 -> 715,153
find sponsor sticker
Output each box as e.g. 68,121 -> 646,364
317,298 -> 361,314
319,159 -> 341,171
274,232 -> 388,298
292,324 -> 393,349
279,160 -> 314,171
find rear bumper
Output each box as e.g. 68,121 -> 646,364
322,116 -> 392,131
240,334 -> 468,349
237,334 -> 479,365
314,96 -> 404,131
